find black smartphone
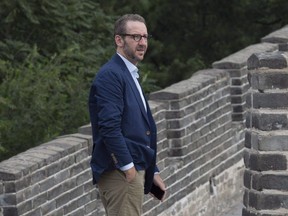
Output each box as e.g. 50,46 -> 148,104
150,183 -> 165,200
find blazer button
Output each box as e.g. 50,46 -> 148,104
146,131 -> 151,136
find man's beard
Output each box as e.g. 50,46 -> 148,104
123,42 -> 146,63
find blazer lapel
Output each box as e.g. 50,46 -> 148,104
112,54 -> 150,125
127,72 -> 150,124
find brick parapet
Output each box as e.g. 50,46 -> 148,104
145,68 -> 245,215
212,40 -> 279,123
261,25 -> 288,44
0,134 -> 104,216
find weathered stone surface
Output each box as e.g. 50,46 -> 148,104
247,52 -> 288,70
246,110 -> 288,131
246,92 -> 288,108
245,24 -> 288,216
212,43 -> 277,69
279,43 -> 288,51
248,70 -> 288,91
262,24 -> 288,43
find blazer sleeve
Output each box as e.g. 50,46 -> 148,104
91,69 -> 133,168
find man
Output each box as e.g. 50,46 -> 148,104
88,14 -> 166,216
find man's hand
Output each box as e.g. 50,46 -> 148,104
124,166 -> 137,182
152,174 -> 166,202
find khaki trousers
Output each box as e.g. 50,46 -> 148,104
98,170 -> 145,216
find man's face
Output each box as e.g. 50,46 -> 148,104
116,21 -> 148,65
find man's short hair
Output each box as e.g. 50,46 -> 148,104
114,14 -> 146,36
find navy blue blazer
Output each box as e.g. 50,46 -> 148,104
88,54 -> 158,194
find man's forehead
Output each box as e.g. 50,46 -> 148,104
126,21 -> 147,31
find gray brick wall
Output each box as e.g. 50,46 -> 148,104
1,24 -> 288,216
0,134 -> 104,216
212,42 -> 278,122
244,38 -> 288,215
146,68 -> 245,216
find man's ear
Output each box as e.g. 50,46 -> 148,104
115,35 -> 124,47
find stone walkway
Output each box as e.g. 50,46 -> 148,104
218,202 -> 243,216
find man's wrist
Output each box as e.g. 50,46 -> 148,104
120,162 -> 134,171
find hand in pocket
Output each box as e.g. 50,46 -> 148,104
124,166 -> 137,182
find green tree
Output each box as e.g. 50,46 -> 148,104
0,0 -> 114,161
142,0 -> 288,87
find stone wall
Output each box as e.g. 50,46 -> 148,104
0,25 -> 288,216
244,42 -> 288,215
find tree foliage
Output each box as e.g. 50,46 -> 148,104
1,0 -> 288,161
0,0 -> 114,160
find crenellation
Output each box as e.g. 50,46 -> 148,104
245,44 -> 288,214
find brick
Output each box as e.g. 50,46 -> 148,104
39,176 -> 56,193
245,131 -> 252,149
246,111 -> 288,131
261,25 -> 288,43
250,192 -> 288,210
41,200 -> 56,215
243,210 -> 287,216
243,170 -> 252,189
2,207 -> 18,216
75,148 -> 89,163
168,146 -> 187,157
212,43 -> 277,69
248,70 -> 288,91
243,151 -> 251,170
233,105 -> 245,113
55,170 -> 70,185
251,173 -> 262,191
167,128 -> 186,139
247,52 -> 288,70
68,208 -> 85,216
0,182 -> 3,195
243,189 -> 249,208
0,194 -> 16,205
247,92 -> 288,108
258,131 -> 288,151
257,154 -> 286,171
231,78 -> 243,86
17,184 -> 40,202
259,174 -> 288,191
70,161 -> 88,177
17,199 -> 32,215
0,169 -> 21,181
55,192 -> 70,208
232,113 -> 245,121
84,200 -> 98,214
31,169 -> 46,184
64,199 -> 78,214
46,162 -> 61,177
48,185 -> 63,200
33,192 -> 48,208
3,181 -> 16,193
165,110 -> 185,119
231,95 -> 246,104
246,130 -> 288,151
231,86 -> 244,95
242,207 -> 257,216
24,208 -> 41,216
244,152 -> 287,171
46,208 -> 64,216
279,43 -> 288,51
